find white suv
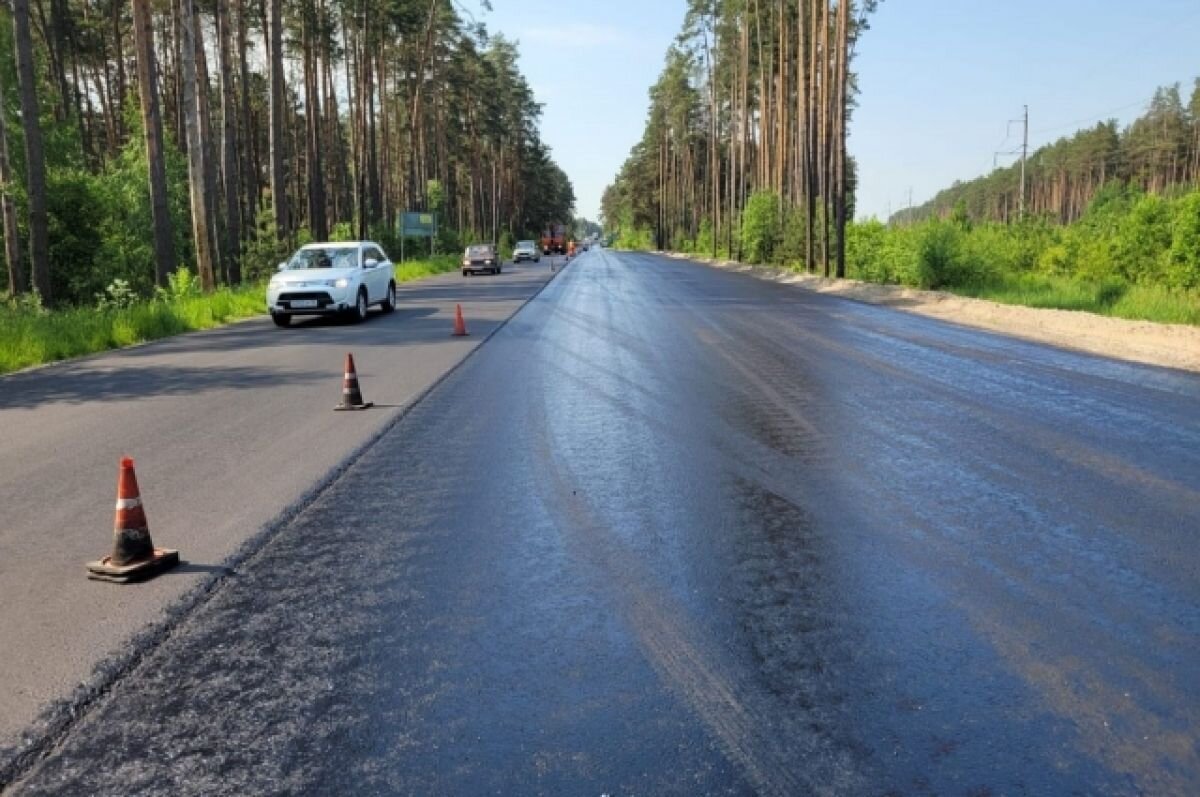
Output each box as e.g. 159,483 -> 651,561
267,241 -> 396,327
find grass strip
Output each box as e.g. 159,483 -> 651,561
948,273 -> 1200,326
0,256 -> 464,375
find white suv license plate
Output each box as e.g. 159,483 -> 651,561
291,299 -> 319,309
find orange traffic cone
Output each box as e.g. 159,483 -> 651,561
452,304 -> 469,337
86,457 -> 179,583
334,352 -> 373,411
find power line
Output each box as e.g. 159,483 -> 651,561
1020,105 -> 1028,218
993,105 -> 1028,217
1030,99 -> 1150,137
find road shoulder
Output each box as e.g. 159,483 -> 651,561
661,252 -> 1200,373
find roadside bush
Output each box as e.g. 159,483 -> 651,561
845,219 -> 889,281
241,205 -> 291,283
961,223 -> 1032,276
914,220 -> 966,289
1112,193 -> 1172,284
691,218 -> 715,256
154,267 -> 201,303
368,222 -> 403,259
832,184 -> 1199,324
616,226 -> 655,251
47,169 -> 109,302
1072,228 -> 1120,283
740,190 -> 781,265
95,278 -> 139,310
498,229 -> 515,261
436,225 -> 463,255
1167,191 -> 1200,288
777,206 -> 811,270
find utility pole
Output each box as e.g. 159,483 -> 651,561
995,105 -> 1030,223
1019,104 -> 1029,220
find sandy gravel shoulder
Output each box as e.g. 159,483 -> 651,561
662,252 -> 1200,374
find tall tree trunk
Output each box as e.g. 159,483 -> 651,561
194,13 -> 222,282
0,59 -> 24,295
112,2 -> 128,144
131,0 -> 176,287
302,10 -> 327,241
365,50 -> 380,226
702,17 -> 717,258
322,27 -> 347,223
216,0 -> 242,282
178,0 -> 216,291
819,0 -> 833,277
171,8 -> 185,151
268,0 -> 288,238
833,0 -> 849,278
805,0 -> 818,272
45,0 -> 72,121
235,0 -> 258,228
12,0 -> 50,302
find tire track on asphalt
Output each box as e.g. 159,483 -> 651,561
639,252 -> 1200,791
522,256 -> 862,796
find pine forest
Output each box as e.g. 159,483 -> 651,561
0,0 -> 575,306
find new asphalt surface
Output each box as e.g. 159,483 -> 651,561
5,249 -> 1199,795
0,256 -> 560,780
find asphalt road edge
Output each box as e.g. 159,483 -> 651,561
0,259 -> 571,792
653,250 -> 1200,374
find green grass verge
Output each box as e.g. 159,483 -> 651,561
949,273 -> 1200,326
0,285 -> 265,376
0,256 -> 464,376
393,254 -> 460,282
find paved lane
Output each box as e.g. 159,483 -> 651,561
9,250 -> 1199,795
0,258 -> 558,776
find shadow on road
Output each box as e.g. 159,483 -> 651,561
0,364 -> 328,409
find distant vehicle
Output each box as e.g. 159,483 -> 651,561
463,243 -> 501,276
267,241 -> 395,327
541,223 -> 567,255
513,240 -> 540,263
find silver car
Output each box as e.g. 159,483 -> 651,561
512,240 -> 540,263
267,241 -> 396,327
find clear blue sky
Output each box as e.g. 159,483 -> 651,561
476,0 -> 1200,222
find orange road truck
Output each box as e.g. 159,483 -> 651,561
540,223 -> 566,255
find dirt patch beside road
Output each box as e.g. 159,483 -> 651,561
664,253 -> 1200,373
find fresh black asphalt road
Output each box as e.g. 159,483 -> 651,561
7,250 -> 1200,795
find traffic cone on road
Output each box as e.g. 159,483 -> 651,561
86,457 -> 179,583
452,304 -> 469,337
334,352 -> 373,411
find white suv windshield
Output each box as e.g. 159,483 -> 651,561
288,247 -> 357,270
517,241 -> 535,248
